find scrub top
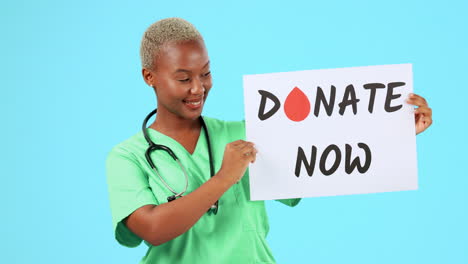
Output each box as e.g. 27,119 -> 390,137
106,117 -> 301,264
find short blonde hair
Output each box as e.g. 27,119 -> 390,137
140,17 -> 203,69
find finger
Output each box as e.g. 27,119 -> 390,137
420,114 -> 433,126
406,93 -> 428,107
242,145 -> 256,158
238,142 -> 254,150
251,149 -> 258,163
231,140 -> 245,147
415,108 -> 432,123
230,141 -> 249,150
414,106 -> 432,117
418,114 -> 426,123
408,93 -> 427,103
415,113 -> 433,134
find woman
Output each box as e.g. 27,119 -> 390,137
106,18 -> 433,263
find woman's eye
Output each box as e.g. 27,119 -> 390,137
178,78 -> 190,82
203,71 -> 211,77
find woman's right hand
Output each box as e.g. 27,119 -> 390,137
218,140 -> 257,186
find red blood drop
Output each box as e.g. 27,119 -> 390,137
283,87 -> 311,122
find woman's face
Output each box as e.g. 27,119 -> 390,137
144,39 -> 212,121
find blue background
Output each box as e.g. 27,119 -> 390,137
1,0 -> 467,263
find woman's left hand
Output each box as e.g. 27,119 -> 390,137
406,93 -> 433,135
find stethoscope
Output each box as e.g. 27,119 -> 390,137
142,108 -> 218,214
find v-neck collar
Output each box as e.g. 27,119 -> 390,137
146,126 -> 206,157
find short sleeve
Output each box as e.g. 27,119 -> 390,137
276,198 -> 302,207
106,147 -> 158,247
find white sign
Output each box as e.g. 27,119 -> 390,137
243,64 -> 417,201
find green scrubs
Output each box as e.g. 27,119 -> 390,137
106,117 -> 300,264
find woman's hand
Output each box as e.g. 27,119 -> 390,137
218,140 -> 257,186
406,93 -> 433,134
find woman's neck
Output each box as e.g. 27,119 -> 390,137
149,109 -> 201,138
149,109 -> 202,154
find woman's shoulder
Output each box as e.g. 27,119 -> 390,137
107,131 -> 147,159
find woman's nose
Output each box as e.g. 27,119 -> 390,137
190,78 -> 205,94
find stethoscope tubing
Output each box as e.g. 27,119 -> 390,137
141,108 -> 218,213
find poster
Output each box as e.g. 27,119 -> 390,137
243,64 -> 417,200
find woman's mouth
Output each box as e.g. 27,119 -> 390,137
183,98 -> 203,109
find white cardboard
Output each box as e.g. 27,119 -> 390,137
243,64 -> 417,201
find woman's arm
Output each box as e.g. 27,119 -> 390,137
124,140 -> 257,246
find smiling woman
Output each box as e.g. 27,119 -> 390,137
105,17 -> 432,264
105,17 -> 301,264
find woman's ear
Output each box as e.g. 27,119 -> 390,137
142,68 -> 155,87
